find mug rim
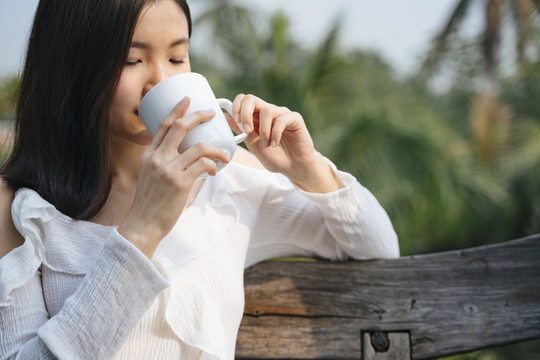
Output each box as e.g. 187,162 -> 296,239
139,71 -> 207,108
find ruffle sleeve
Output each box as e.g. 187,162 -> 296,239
1,188 -> 171,359
0,188 -> 112,306
0,188 -> 55,306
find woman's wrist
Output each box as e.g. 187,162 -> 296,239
290,152 -> 344,194
117,220 -> 160,259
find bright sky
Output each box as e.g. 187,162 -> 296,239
0,0 -> 479,77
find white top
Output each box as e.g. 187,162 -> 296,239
0,161 -> 399,360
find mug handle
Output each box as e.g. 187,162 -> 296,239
217,98 -> 248,144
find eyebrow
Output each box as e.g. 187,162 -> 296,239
130,37 -> 189,49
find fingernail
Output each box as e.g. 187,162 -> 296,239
180,96 -> 188,104
207,109 -> 216,116
244,123 -> 252,133
270,140 -> 277,147
234,114 -> 240,123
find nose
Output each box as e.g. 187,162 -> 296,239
142,64 -> 168,97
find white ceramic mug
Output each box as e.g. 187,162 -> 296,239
138,72 -> 248,174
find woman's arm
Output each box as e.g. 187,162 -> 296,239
241,161 -> 399,268
0,181 -> 56,359
0,180 -> 169,359
1,229 -> 169,360
232,150 -> 399,266
226,95 -> 399,264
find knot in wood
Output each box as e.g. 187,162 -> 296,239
370,331 -> 390,352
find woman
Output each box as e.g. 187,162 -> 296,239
0,0 -> 399,359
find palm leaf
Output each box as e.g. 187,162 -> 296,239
509,0 -> 535,64
301,16 -> 342,95
268,11 -> 290,70
329,108 -> 507,254
422,0 -> 473,76
481,0 -> 503,82
469,91 -> 512,168
531,0 -> 540,12
195,2 -> 264,96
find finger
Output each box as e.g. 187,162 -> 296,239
184,157 -> 220,178
225,113 -> 242,134
149,96 -> 191,151
177,143 -> 231,178
240,94 -> 263,134
270,112 -> 301,147
232,93 -> 246,128
159,109 -> 216,154
258,106 -> 273,147
179,142 -> 231,167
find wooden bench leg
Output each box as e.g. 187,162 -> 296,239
362,331 -> 411,360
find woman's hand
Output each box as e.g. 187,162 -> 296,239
118,97 -> 230,258
229,94 -> 344,193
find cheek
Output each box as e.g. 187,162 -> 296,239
184,57 -> 192,72
111,75 -> 138,112
108,72 -> 144,138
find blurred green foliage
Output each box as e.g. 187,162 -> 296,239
191,1 -> 540,256
0,76 -> 18,122
189,3 -> 540,358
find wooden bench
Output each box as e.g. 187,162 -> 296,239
236,234 -> 540,359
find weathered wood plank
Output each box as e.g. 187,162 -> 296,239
236,234 -> 540,359
362,332 -> 411,360
238,316 -> 363,359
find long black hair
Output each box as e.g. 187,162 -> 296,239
1,0 -> 192,220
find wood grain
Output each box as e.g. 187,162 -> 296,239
236,234 -> 540,359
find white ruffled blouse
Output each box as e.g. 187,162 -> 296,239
0,161 -> 399,360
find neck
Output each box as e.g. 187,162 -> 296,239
110,137 -> 147,187
91,137 -> 147,226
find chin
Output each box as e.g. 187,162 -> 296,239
137,132 -> 154,146
122,129 -> 153,147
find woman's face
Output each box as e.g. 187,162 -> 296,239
108,0 -> 191,147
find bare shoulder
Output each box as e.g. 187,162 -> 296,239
232,146 -> 266,170
0,179 -> 24,258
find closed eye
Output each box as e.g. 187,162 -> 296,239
126,60 -> 142,67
